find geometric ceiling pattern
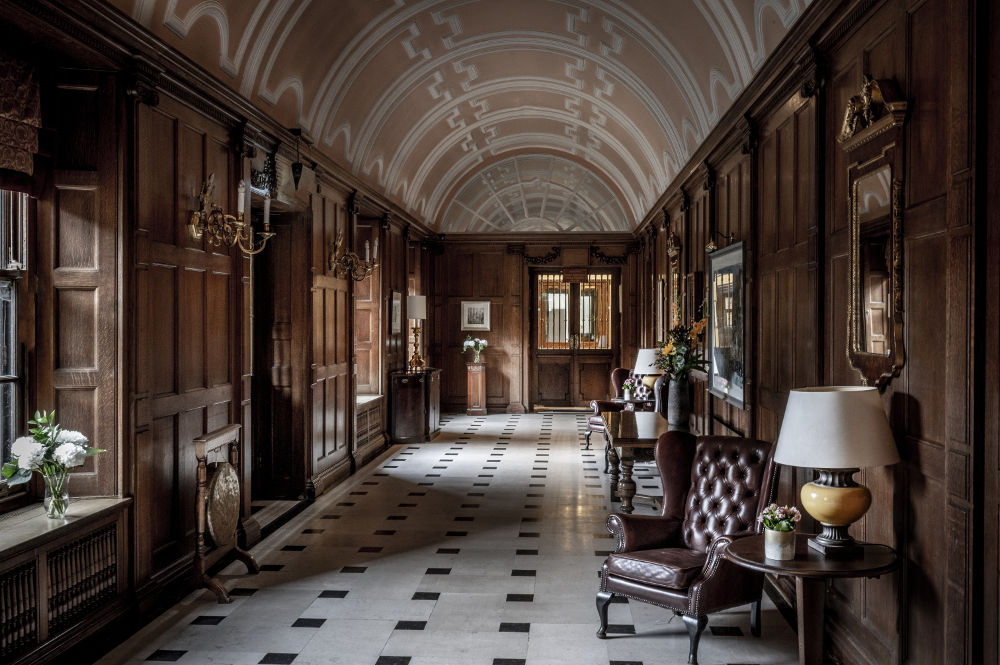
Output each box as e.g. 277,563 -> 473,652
112,0 -> 811,232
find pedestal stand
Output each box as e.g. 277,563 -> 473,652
466,362 -> 486,415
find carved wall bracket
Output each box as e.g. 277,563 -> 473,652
837,75 -> 908,150
507,244 -> 561,264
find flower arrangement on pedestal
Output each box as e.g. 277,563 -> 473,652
2,411 -> 104,519
462,335 -> 487,363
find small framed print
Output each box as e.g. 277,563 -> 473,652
461,301 -> 491,331
391,291 -> 402,334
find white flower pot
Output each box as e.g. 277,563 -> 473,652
764,528 -> 795,560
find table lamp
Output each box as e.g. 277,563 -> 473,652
774,386 -> 899,557
407,295 -> 427,371
632,348 -> 664,388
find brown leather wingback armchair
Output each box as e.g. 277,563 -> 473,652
596,431 -> 778,664
584,367 -> 631,451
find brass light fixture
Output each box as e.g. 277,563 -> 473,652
705,230 -> 735,253
188,174 -> 275,256
329,230 -> 378,281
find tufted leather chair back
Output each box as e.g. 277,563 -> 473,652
681,437 -> 776,552
610,368 -> 631,397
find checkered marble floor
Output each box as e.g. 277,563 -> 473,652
97,413 -> 798,665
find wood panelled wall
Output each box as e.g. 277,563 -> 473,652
132,94 -> 246,598
430,240 -> 635,412
633,1 -> 982,663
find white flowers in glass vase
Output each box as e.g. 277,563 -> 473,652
2,411 -> 104,518
462,335 -> 488,363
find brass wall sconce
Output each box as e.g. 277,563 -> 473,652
188,174 -> 275,256
705,230 -> 735,253
330,230 -> 378,281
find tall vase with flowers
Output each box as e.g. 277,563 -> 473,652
2,411 -> 104,519
653,314 -> 709,430
463,335 -> 487,363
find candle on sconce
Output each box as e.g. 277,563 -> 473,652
373,238 -> 378,260
244,181 -> 251,221
237,180 -> 246,215
263,196 -> 271,230
364,240 -> 370,262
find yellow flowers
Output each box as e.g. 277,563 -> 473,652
662,342 -> 674,355
691,318 -> 707,337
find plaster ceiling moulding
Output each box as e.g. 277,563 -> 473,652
111,0 -> 806,233
439,154 -> 628,233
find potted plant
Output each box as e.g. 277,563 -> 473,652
462,335 -> 487,363
1,411 -> 104,519
758,503 -> 802,560
621,377 -> 638,401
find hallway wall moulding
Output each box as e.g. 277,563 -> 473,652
115,0 -> 809,232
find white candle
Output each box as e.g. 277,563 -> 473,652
373,238 -> 378,260
237,181 -> 245,215
364,240 -> 370,262
244,180 -> 251,220
263,196 -> 271,229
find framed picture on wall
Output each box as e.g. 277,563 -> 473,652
461,301 -> 491,331
707,242 -> 745,408
391,291 -> 402,334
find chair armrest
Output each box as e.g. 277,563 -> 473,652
606,513 -> 682,553
687,531 -> 763,615
590,400 -> 624,414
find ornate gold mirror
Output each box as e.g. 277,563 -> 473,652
839,76 -> 908,388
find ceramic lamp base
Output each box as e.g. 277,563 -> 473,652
800,470 -> 872,558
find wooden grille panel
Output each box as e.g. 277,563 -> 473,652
0,561 -> 38,660
46,523 -> 118,635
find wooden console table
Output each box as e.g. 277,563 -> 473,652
466,362 -> 486,415
600,410 -> 669,514
726,533 -> 899,665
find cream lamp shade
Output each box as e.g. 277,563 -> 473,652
774,386 -> 899,469
632,348 -> 663,376
407,295 -> 427,320
774,386 -> 899,557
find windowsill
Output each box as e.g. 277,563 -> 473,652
357,394 -> 383,405
0,496 -> 131,558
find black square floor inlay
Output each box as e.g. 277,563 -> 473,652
395,620 -> 427,630
191,615 -> 225,625
515,549 -> 538,555
521,517 -> 538,522
387,515 -> 407,520
425,474 -> 441,477
454,516 -> 474,521
358,546 -> 383,553
321,514 -> 341,519
260,564 -> 285,572
412,591 -> 440,600
318,589 -> 348,598
426,567 -> 451,575
474,482 -> 490,486
511,569 -> 536,576
518,532 -> 540,538
437,547 -> 460,554
229,587 -> 257,596
506,593 -> 533,602
461,503 -> 480,508
336,502 -> 355,506
607,624 -> 636,634
292,618 -> 326,628
711,625 -> 745,636
281,545 -> 306,552
259,655 -> 297,665
301,529 -> 324,534
492,660 -> 526,665
467,492 -> 485,497
408,491 -> 426,496
341,566 -> 367,573
499,622 -> 530,633
350,491 -> 368,495
374,530 -> 396,535
418,482 -> 435,486
146,651 -> 187,662
446,531 -> 468,536
398,503 -> 417,507
609,661 -> 644,665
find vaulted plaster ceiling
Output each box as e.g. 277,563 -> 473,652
112,0 -> 810,232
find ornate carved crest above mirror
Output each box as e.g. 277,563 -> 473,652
838,76 -> 908,389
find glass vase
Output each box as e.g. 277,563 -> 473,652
472,350 -> 481,363
43,468 -> 70,519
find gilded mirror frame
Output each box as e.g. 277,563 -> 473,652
838,76 -> 908,389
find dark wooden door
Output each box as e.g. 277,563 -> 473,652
532,271 -> 616,407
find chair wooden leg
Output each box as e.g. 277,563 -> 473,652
595,591 -> 613,639
585,430 -> 592,449
750,599 -> 762,637
681,614 -> 708,664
